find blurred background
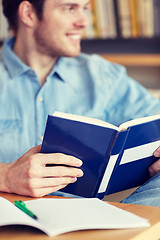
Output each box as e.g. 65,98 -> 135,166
1,0 -> 160,91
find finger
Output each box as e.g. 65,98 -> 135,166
154,147 -> 160,158
26,185 -> 69,198
149,159 -> 160,176
43,166 -> 84,178
35,153 -> 83,167
27,145 -> 42,155
149,166 -> 155,177
27,176 -> 77,189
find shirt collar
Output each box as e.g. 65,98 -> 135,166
1,37 -> 65,81
2,37 -> 31,78
2,37 -> 84,91
53,56 -> 86,92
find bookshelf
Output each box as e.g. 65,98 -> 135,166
81,38 -> 160,66
81,40 -> 160,89
80,0 -> 160,88
81,38 -> 160,89
101,54 -> 160,67
0,0 -> 160,88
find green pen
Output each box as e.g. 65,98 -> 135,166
14,200 -> 38,220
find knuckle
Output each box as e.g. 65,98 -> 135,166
54,177 -> 63,186
27,168 -> 37,178
57,168 -> 65,176
27,155 -> 35,165
54,153 -> 64,164
54,166 -> 65,176
27,156 -> 37,170
26,178 -> 37,189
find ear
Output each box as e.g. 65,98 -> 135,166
18,1 -> 38,28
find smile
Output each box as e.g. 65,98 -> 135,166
67,34 -> 81,41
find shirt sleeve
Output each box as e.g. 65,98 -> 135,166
90,54 -> 160,126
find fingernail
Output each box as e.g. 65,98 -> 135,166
154,151 -> 160,157
76,160 -> 83,166
77,170 -> 83,177
71,177 -> 77,183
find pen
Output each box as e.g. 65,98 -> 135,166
14,200 -> 38,220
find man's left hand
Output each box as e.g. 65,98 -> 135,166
149,147 -> 160,176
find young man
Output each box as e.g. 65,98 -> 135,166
1,0 -> 160,205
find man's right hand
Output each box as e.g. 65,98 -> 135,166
0,145 -> 83,197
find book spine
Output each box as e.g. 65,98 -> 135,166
117,0 -> 132,38
82,1 -> 95,39
136,0 -> 146,37
105,0 -> 117,38
97,130 -> 129,197
153,0 -> 160,37
94,0 -> 109,38
91,0 -> 99,38
0,4 -> 9,40
144,0 -> 154,37
130,0 -> 140,38
113,0 -> 121,37
83,0 -> 98,39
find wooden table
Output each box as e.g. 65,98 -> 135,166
0,192 -> 160,240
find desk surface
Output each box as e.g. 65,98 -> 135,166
0,192 -> 160,240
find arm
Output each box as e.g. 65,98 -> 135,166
0,145 -> 83,197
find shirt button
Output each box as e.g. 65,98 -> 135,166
38,97 -> 44,102
29,70 -> 34,75
39,136 -> 43,141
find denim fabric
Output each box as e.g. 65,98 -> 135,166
121,173 -> 160,207
1,37 -> 160,166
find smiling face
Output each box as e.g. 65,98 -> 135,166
33,0 -> 90,58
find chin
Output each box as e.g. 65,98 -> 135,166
66,44 -> 81,57
63,50 -> 80,58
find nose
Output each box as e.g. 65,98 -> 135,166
74,9 -> 89,28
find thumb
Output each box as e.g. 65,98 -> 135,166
28,144 -> 42,154
154,146 -> 160,158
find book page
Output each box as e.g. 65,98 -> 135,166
53,111 -> 119,130
119,114 -> 160,131
0,197 -> 44,232
25,198 -> 150,236
0,197 -> 150,237
53,112 -> 160,132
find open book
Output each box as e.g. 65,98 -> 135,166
0,197 -> 150,236
41,112 -> 160,199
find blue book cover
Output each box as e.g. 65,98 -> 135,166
41,112 -> 160,199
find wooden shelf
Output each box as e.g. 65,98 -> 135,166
100,54 -> 160,66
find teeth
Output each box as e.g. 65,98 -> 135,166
69,34 -> 81,40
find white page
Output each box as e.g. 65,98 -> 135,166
0,197 -> 150,237
0,197 -> 46,233
53,111 -> 119,130
119,114 -> 160,130
25,198 -> 150,236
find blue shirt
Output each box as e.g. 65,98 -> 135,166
1,37 -> 160,164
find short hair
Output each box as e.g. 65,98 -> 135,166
2,0 -> 45,33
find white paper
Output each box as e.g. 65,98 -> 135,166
0,197 -> 150,237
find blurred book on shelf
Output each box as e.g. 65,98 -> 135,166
0,1 -> 9,42
1,0 -> 160,41
117,0 -> 132,38
154,0 -> 160,37
83,0 -> 160,40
